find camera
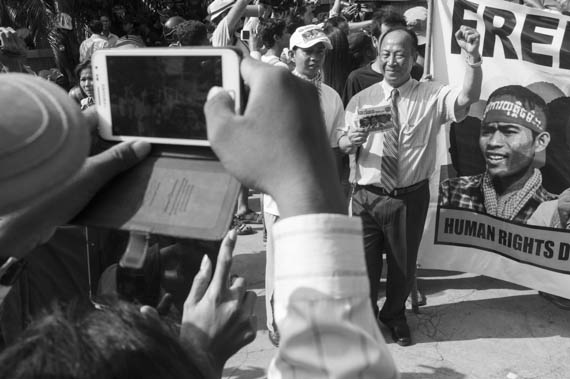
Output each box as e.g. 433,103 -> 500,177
240,29 -> 250,41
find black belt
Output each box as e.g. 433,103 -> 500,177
355,179 -> 428,197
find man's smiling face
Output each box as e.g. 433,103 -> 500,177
479,122 -> 536,180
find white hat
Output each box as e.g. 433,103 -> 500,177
207,0 -> 236,23
290,25 -> 333,50
404,6 -> 427,46
0,74 -> 90,214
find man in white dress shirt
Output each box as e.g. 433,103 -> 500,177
340,26 -> 482,346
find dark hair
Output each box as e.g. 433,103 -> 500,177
89,20 -> 104,34
348,31 -> 375,70
0,301 -> 203,379
370,7 -> 406,38
122,15 -> 137,26
74,60 -> 92,79
259,19 -> 287,49
324,16 -> 348,30
285,14 -> 304,34
378,27 -> 418,55
322,26 -> 351,96
174,20 -> 208,46
486,85 -> 549,131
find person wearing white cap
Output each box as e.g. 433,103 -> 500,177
262,24 -> 346,347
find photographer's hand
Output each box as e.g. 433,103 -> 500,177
0,140 -> 151,259
180,230 -> 257,379
205,58 -> 345,218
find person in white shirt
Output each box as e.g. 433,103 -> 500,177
339,26 -> 482,346
0,59 -> 399,378
100,15 -> 119,47
262,24 -> 346,346
258,19 -> 291,69
79,20 -> 109,63
208,0 -> 249,48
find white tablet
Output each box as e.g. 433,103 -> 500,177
91,47 -> 242,146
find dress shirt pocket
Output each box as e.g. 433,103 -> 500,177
400,122 -> 429,148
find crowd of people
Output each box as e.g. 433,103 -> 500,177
0,0 -> 570,377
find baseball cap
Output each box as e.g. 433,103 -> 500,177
290,25 -> 333,50
404,6 -> 427,46
0,74 -> 90,214
207,0 -> 236,23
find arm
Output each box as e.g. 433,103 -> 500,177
0,141 -> 150,259
269,214 -> 399,379
339,97 -> 369,155
180,232 -> 257,379
329,0 -> 341,17
204,58 -> 398,378
454,26 -> 482,118
348,19 -> 373,31
225,0 -> 249,35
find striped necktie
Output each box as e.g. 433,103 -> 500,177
380,88 -> 400,192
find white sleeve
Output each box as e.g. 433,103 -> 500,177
435,84 -> 463,124
330,93 -> 345,148
211,18 -> 232,47
267,214 -> 400,379
344,94 -> 359,133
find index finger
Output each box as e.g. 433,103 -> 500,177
240,57 -> 274,88
209,229 -> 238,294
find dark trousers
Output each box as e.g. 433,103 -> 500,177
351,181 -> 429,326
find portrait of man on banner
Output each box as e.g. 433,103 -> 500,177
438,85 -> 566,227
419,0 -> 570,301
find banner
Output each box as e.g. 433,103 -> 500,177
418,0 -> 570,298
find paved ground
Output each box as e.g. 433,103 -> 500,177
222,196 -> 570,379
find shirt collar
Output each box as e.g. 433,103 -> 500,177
380,77 -> 413,99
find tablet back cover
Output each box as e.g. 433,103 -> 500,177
74,146 -> 239,241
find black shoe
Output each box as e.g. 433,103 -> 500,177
387,323 -> 411,346
268,329 -> 280,347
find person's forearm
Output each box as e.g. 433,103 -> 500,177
273,171 -> 346,218
268,214 -> 400,379
226,0 -> 249,33
330,0 -> 341,16
456,52 -> 482,111
348,20 -> 373,31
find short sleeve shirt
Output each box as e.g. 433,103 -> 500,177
321,83 -> 345,148
211,17 -> 232,47
79,34 -> 109,62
